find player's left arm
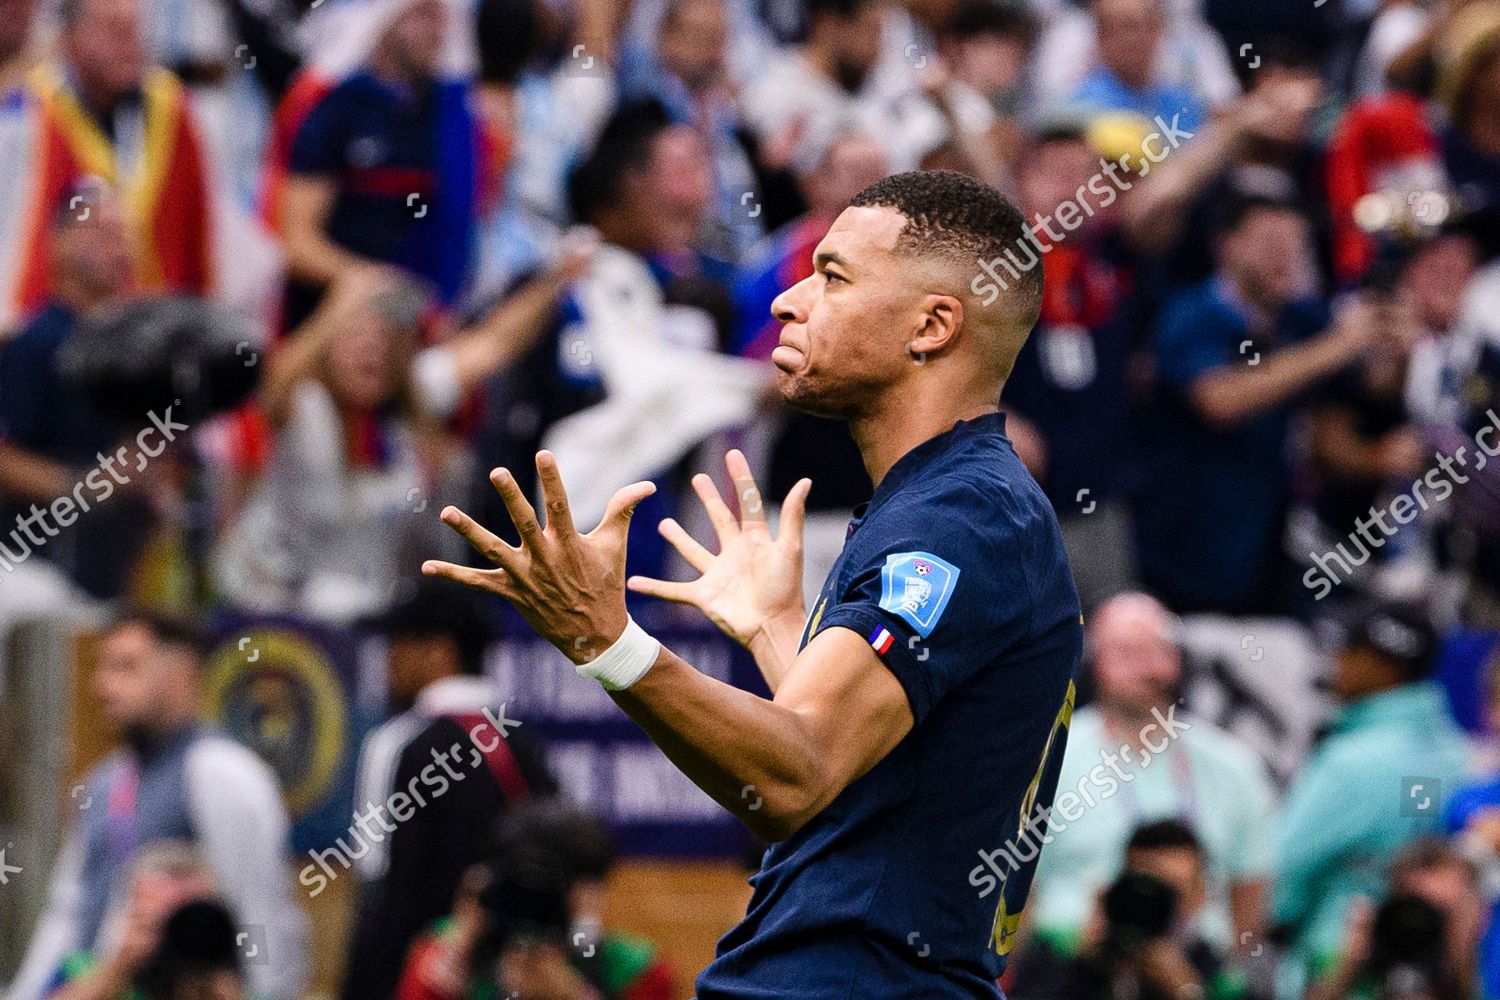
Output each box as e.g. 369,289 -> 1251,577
609,626 -> 912,840
422,452 -> 912,841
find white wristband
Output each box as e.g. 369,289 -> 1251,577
575,617 -> 661,691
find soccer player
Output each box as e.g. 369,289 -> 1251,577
422,170 -> 1083,998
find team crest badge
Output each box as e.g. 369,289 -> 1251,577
879,551 -> 960,637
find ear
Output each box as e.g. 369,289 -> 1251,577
909,294 -> 964,359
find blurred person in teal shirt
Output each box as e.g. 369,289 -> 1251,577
1273,602 -> 1471,998
1024,593 -> 1278,963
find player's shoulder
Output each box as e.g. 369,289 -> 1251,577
870,431 -> 1055,549
853,435 -> 1069,620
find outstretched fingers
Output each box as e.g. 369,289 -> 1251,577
658,517 -> 714,572
421,559 -> 512,595
778,477 -> 811,547
439,505 -> 521,571
625,574 -> 698,604
595,480 -> 657,538
692,472 -> 739,544
534,451 -> 577,538
724,449 -> 768,534
488,467 -> 542,544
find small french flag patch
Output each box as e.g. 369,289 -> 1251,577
869,626 -> 895,655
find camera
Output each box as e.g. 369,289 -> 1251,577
133,900 -> 243,1000
1100,871 -> 1179,952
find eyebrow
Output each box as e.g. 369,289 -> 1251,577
814,250 -> 851,272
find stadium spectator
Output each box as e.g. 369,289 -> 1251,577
929,0 -> 1036,191
466,0 -> 616,298
1133,194 -> 1381,614
342,576 -> 557,1000
1306,839 -> 1488,1000
934,0 -> 1035,121
1325,3 -> 1500,287
1013,819 -> 1245,1000
619,0 -> 764,260
1352,0 -> 1437,97
0,0 -> 215,327
1071,0 -> 1206,131
1001,124 -> 1146,611
0,0 -> 37,94
394,801 -> 673,1000
267,0 -> 489,330
1116,61 -> 1323,268
1303,296 -> 1426,587
213,253 -> 583,620
0,182 -> 159,603
732,129 -> 886,599
1033,0 -> 1235,131
1421,245 -> 1500,624
11,609 -> 308,1000
1403,230 -> 1485,430
1027,593 -> 1276,964
736,0 -> 994,176
1273,602 -> 1470,998
42,841 -> 219,1000
472,98 -> 765,554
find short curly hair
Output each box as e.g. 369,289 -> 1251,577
848,170 -> 1043,331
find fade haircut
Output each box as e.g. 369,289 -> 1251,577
847,170 -> 1044,333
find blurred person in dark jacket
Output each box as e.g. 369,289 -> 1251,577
0,182 -> 159,601
340,577 -> 557,1000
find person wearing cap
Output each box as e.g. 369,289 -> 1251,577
1271,601 -> 1470,998
341,576 -> 557,1000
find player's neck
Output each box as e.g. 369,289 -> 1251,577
850,394 -> 1000,489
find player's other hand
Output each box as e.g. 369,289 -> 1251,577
627,450 -> 810,649
422,451 -> 656,664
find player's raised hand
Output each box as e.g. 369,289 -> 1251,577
627,450 -> 810,649
422,451 -> 656,664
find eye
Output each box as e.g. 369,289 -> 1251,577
823,270 -> 846,285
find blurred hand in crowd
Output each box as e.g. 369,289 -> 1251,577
497,940 -> 603,1000
1234,68 -> 1324,148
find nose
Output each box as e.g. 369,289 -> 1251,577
771,273 -> 813,325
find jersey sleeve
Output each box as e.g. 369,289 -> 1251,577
288,93 -> 348,175
815,482 -> 1036,724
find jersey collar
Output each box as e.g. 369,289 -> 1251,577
850,411 -> 1008,529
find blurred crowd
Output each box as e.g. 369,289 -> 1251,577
3,0 -> 1500,995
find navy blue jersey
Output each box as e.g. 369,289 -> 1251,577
289,72 -> 443,269
696,412 -> 1082,999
